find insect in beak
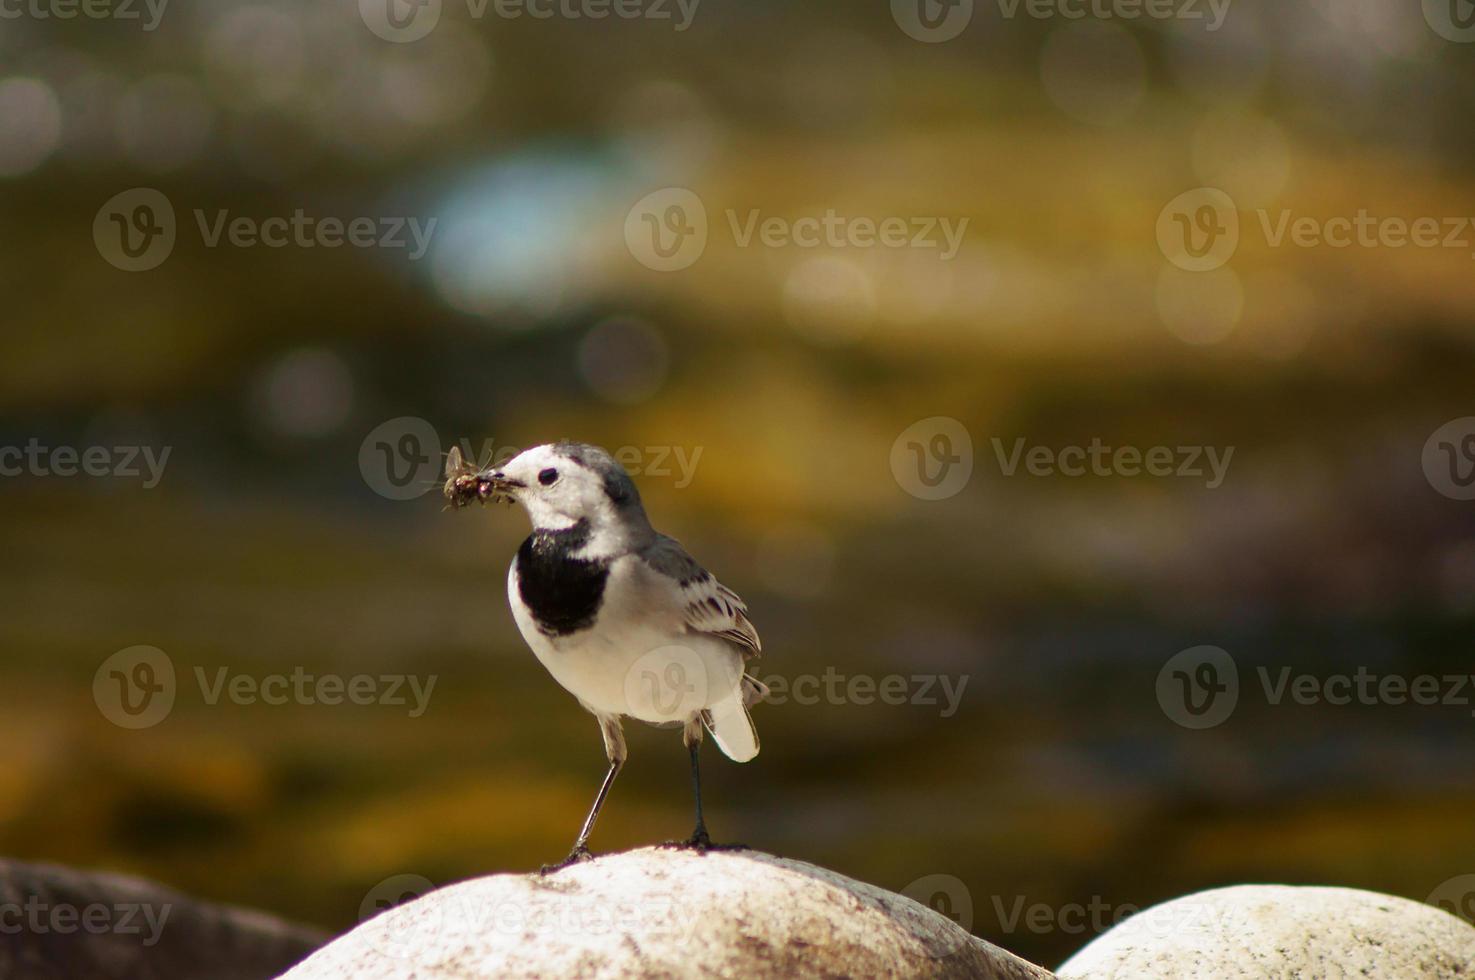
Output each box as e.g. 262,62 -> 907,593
442,447 -> 519,510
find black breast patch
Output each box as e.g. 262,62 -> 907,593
515,519 -> 609,636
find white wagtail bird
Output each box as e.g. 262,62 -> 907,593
444,440 -> 766,873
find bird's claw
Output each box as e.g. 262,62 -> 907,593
539,844 -> 594,875
660,828 -> 749,854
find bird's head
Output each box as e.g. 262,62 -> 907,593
453,441 -> 650,543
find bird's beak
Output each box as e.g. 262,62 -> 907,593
479,470 -> 524,496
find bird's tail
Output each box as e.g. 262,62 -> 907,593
703,686 -> 760,763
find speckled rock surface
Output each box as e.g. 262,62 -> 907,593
1057,884 -> 1475,979
279,848 -> 1056,979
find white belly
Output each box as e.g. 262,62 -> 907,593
507,555 -> 744,723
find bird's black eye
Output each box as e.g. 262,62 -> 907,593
538,467 -> 559,486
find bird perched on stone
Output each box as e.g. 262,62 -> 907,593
444,441 -> 766,872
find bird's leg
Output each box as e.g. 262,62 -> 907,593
541,716 -> 625,874
685,730 -> 711,849
540,757 -> 620,873
662,716 -> 748,853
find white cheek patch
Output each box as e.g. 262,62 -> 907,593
522,494 -> 580,530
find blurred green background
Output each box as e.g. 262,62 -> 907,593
3,0 -> 1475,968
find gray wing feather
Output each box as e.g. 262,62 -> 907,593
640,534 -> 762,659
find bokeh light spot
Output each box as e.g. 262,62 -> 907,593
0,77 -> 63,177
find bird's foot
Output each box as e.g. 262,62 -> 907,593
660,826 -> 749,854
539,843 -> 594,875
